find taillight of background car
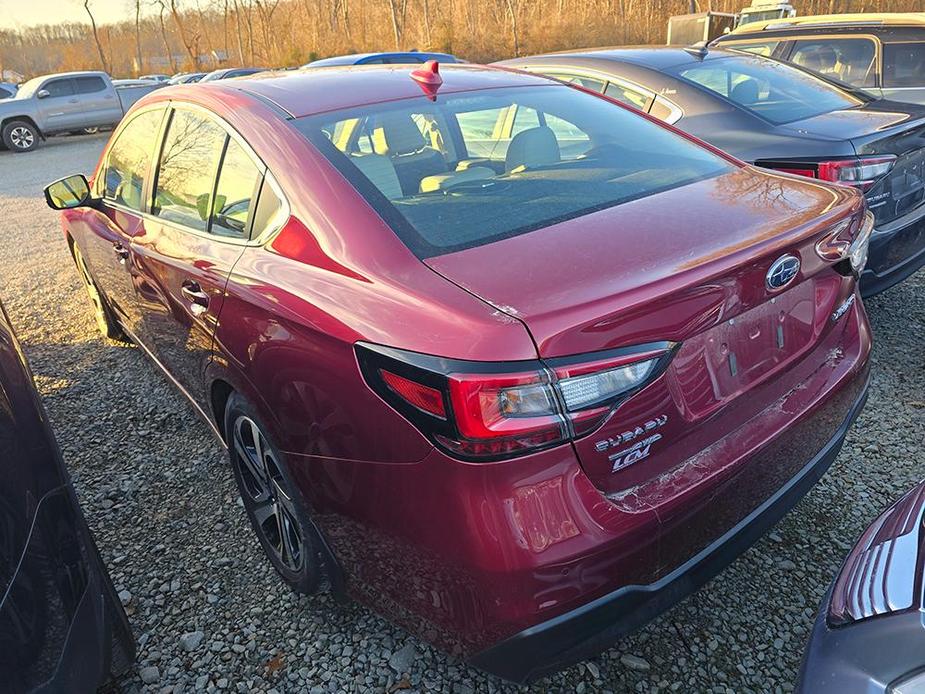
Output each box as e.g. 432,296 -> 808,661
356,342 -> 675,461
765,156 -> 896,192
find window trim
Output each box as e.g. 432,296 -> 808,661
518,65 -> 684,125
781,33 -> 882,89
98,100 -> 290,247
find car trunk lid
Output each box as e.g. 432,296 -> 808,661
425,167 -> 864,494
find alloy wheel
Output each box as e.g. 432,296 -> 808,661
9,126 -> 34,150
232,415 -> 304,573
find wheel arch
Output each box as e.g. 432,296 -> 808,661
1,115 -> 43,139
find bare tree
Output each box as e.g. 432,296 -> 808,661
503,0 -> 520,57
168,0 -> 201,69
156,1 -> 178,73
83,0 -> 112,72
134,0 -> 144,74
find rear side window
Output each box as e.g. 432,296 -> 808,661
75,76 -> 106,94
103,108 -> 165,210
153,110 -> 227,232
43,79 -> 74,97
211,138 -> 263,239
721,40 -> 780,57
672,54 -> 862,124
295,85 -> 731,257
884,43 -> 925,88
604,81 -> 654,112
789,38 -> 877,88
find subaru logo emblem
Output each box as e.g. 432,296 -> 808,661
766,254 -> 800,290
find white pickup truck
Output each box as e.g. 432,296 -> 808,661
0,71 -> 162,153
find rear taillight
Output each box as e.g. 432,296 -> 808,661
765,156 -> 896,192
815,210 -> 874,273
818,156 -> 895,192
357,342 -> 674,461
827,483 -> 925,627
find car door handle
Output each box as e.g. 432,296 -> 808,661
181,281 -> 210,315
113,243 -> 130,263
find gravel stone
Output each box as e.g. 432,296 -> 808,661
180,631 -> 205,652
2,131 -> 922,694
140,666 -> 160,684
621,654 -> 651,672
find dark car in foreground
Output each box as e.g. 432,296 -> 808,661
713,12 -> 925,105
303,51 -> 461,67
0,300 -> 135,691
45,62 -> 871,682
799,480 -> 925,693
499,47 -> 925,297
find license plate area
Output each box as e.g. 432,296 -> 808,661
669,280 -> 819,418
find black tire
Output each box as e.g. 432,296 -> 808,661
71,242 -> 127,342
225,393 -> 323,594
2,120 -> 39,152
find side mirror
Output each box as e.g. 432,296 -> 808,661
36,89 -> 50,99
44,174 -> 91,210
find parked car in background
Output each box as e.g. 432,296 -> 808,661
139,73 -> 170,83
0,82 -> 16,100
45,62 -> 872,683
499,47 -> 925,297
712,13 -> 925,105
0,71 -> 160,153
303,50 -> 462,67
799,480 -> 925,693
199,67 -> 264,82
0,299 -> 135,691
168,72 -> 207,84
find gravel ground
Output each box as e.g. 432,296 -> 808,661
0,135 -> 922,694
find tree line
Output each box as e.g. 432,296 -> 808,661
1,0 -> 923,80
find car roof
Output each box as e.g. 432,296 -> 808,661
728,12 -> 925,34
501,46 -> 746,71
27,70 -> 108,80
206,63 -> 557,118
308,51 -> 458,67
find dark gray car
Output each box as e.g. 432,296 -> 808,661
798,480 -> 925,693
498,47 -> 925,297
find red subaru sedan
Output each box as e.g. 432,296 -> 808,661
45,62 -> 872,682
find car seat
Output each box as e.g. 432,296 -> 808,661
505,126 -> 560,173
371,112 -> 447,194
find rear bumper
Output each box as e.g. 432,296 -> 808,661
862,212 -> 925,297
470,379 -> 869,684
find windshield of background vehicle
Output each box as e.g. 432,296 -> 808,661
294,84 -> 733,257
669,54 -> 864,125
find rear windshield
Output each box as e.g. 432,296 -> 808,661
294,85 -> 731,257
668,54 -> 863,125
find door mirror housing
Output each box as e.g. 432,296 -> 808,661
36,89 -> 50,99
44,174 -> 91,210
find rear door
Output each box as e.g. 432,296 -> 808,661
74,75 -> 122,126
131,105 -> 268,407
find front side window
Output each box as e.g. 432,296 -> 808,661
102,108 -> 165,210
672,54 -> 863,124
790,38 -> 877,88
295,85 -> 731,256
43,78 -> 75,98
883,42 -> 925,88
153,109 -> 226,231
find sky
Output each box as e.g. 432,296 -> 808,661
0,0 -> 139,29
